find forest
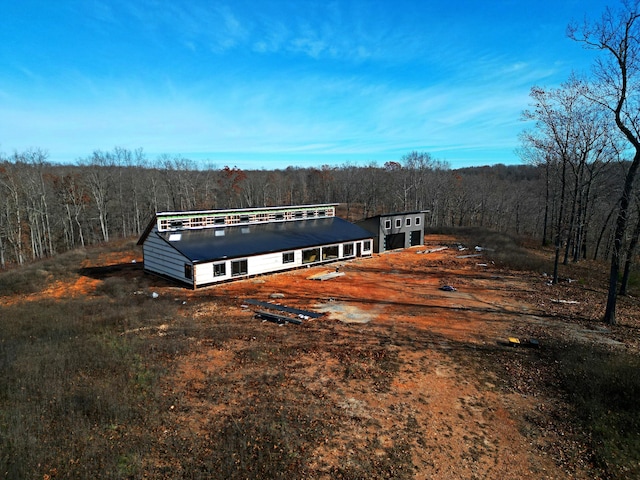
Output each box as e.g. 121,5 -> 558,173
0,146 -> 637,276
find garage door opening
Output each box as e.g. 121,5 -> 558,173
410,230 -> 423,246
384,232 -> 405,250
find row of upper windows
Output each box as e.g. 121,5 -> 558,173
384,216 -> 422,230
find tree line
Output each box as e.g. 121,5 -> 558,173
0,147 -> 635,271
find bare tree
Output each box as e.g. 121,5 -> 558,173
79,151 -> 114,243
569,0 -> 640,324
522,83 -> 582,283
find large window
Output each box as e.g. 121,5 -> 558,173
231,259 -> 248,277
302,248 -> 320,264
213,262 -> 226,277
322,245 -> 339,260
363,240 -> 372,252
283,251 -> 295,264
343,243 -> 354,257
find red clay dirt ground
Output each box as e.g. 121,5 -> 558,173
18,235 -> 639,478
128,234 -> 637,479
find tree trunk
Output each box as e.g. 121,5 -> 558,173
553,159 -> 568,284
620,208 -> 640,296
603,152 -> 640,324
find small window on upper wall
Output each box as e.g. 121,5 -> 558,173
415,216 -> 421,225
384,219 -> 391,229
405,218 -> 411,227
395,218 -> 402,228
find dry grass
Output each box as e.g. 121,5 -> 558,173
1,233 -> 639,478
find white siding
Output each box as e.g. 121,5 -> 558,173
191,241 -> 371,287
142,228 -> 191,284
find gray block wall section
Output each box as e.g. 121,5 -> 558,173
356,212 -> 425,253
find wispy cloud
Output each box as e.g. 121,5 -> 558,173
0,0 -> 611,167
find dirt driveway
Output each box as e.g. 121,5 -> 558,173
151,236 -> 605,478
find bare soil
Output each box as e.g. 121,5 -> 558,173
16,235 -> 639,478
141,235 -> 637,478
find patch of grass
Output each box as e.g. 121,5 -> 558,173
329,438 -> 415,480
0,267 -> 49,295
0,293 -> 180,479
332,345 -> 399,392
556,345 -> 640,479
430,226 -> 550,273
93,275 -> 133,298
205,399 -> 328,479
0,249 -> 89,296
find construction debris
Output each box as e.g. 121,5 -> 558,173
508,337 -> 540,348
255,310 -> 302,325
307,271 -> 346,281
418,246 -> 448,254
244,298 -> 323,319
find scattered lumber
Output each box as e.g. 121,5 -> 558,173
418,246 -> 448,254
254,310 -> 302,325
307,271 -> 345,281
244,298 -> 323,318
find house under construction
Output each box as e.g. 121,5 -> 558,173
137,204 -> 374,288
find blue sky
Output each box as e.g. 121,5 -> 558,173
0,0 -> 612,169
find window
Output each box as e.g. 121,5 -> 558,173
283,251 -> 295,264
213,262 -> 226,277
322,245 -> 339,260
384,219 -> 391,229
184,264 -> 193,279
302,248 -> 320,264
405,218 -> 411,227
231,259 -> 248,277
363,240 -> 372,252
395,218 -> 402,228
343,243 -> 354,257
415,216 -> 421,225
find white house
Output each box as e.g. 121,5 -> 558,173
137,204 -> 374,288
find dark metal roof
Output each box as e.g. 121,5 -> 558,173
156,217 -> 373,263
